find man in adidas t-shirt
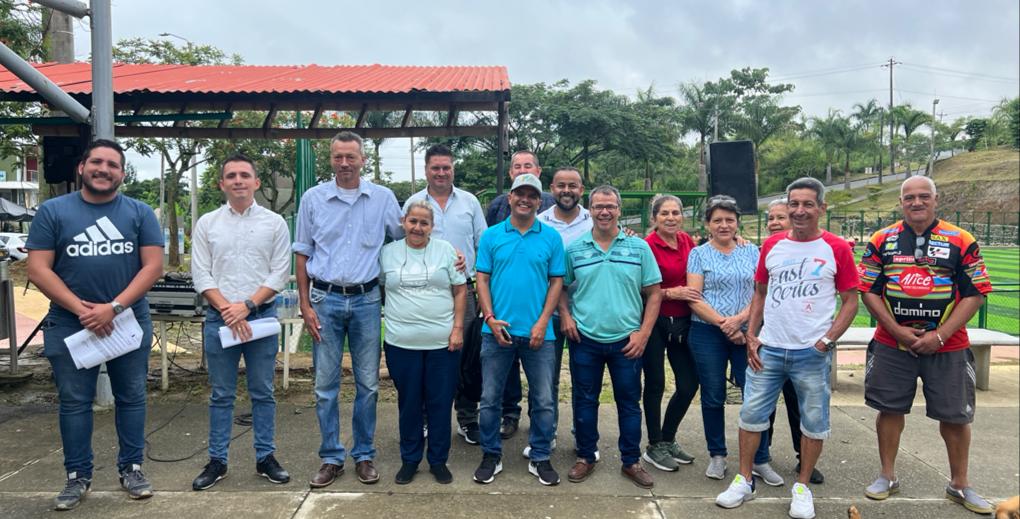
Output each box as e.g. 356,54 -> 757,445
26,139 -> 163,511
714,177 -> 858,519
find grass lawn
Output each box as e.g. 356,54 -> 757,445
848,246 -> 1019,336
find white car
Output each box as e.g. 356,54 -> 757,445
0,232 -> 29,261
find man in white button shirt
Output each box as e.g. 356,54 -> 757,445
190,154 -> 292,490
403,144 -> 487,445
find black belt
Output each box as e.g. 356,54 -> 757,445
312,278 -> 378,295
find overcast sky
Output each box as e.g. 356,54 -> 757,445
68,0 -> 1020,182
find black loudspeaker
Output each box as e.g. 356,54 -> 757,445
709,140 -> 757,215
43,136 -> 86,184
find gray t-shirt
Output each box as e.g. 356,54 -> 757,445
26,192 -> 163,323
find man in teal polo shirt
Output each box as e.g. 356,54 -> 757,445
473,173 -> 565,487
559,185 -> 663,489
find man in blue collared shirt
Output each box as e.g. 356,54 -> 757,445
403,145 -> 488,445
293,131 -> 402,488
472,174 -> 565,486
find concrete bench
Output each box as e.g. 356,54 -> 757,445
835,327 -> 1019,391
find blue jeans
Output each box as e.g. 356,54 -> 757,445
310,286 -> 382,465
479,334 -> 555,461
688,322 -> 770,464
385,343 -> 460,466
44,315 -> 153,477
203,305 -> 279,463
569,333 -> 643,466
740,345 -> 832,440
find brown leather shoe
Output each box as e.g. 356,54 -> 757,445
567,458 -> 597,483
309,463 -> 343,488
355,460 -> 380,484
621,463 -> 654,489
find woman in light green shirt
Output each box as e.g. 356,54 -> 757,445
380,201 -> 466,485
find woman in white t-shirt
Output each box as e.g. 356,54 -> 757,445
380,201 -> 467,485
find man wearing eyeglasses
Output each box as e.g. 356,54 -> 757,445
857,176 -> 994,515
559,185 -> 662,489
294,131 -> 403,488
472,173 -> 564,486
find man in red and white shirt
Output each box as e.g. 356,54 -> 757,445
715,177 -> 858,519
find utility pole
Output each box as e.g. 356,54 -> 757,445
882,57 -> 899,182
928,98 -> 939,176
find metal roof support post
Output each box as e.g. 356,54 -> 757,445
89,0 -> 114,139
496,100 -> 508,194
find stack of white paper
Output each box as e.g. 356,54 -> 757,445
64,307 -> 144,370
218,318 -> 282,348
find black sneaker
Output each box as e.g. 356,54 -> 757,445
395,462 -> 418,485
473,454 -> 503,484
528,460 -> 560,486
499,417 -> 519,439
256,454 -> 290,484
54,473 -> 91,511
458,423 -> 481,445
119,464 -> 153,499
192,460 -> 228,491
430,463 -> 453,484
794,461 -> 825,485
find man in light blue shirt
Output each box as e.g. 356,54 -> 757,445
403,144 -> 488,445
473,174 -> 565,487
294,131 -> 402,488
559,185 -> 662,489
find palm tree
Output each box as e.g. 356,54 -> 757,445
852,99 -> 884,181
833,118 -> 861,189
732,96 -> 800,181
677,81 -> 733,191
810,110 -> 843,184
894,106 -> 930,175
361,111 -> 401,182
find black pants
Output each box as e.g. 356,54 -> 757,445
767,380 -> 803,456
642,316 -> 699,445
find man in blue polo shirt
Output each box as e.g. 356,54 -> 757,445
473,173 -> 565,487
559,185 -> 663,489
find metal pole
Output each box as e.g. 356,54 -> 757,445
886,58 -> 896,177
1,261 -> 17,374
0,43 -> 91,123
928,98 -> 939,176
190,151 -> 198,244
32,0 -> 88,18
89,0 -> 113,139
409,136 -> 416,191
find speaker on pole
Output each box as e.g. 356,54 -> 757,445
42,135 -> 87,184
708,140 -> 757,215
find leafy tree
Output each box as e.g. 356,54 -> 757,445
677,81 -> 733,190
893,105 -> 929,174
1004,98 -> 1020,149
113,37 -> 242,267
731,96 -> 800,178
0,0 -> 45,159
964,118 -> 989,151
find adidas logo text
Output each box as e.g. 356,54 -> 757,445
66,216 -> 135,257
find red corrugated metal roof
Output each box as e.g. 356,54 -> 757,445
0,63 -> 511,95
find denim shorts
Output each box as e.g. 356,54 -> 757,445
738,345 -> 832,440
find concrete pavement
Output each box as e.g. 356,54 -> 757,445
1,366 -> 1018,518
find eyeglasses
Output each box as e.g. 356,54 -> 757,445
913,235 -> 927,260
399,245 -> 430,289
591,204 -> 619,213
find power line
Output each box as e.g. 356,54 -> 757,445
786,89 -> 886,98
899,62 -> 1019,83
770,62 -> 886,81
896,89 -> 1006,103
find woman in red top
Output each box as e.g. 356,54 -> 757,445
641,195 -> 701,472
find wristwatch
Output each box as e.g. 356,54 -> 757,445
819,336 -> 837,351
244,299 -> 257,313
111,301 -> 125,315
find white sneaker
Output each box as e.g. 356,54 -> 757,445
752,462 -> 785,487
715,474 -> 755,509
789,482 -> 816,519
705,455 -> 727,480
522,438 -> 557,459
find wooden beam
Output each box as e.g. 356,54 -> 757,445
262,104 -> 277,130
218,103 -> 232,128
172,104 -> 188,127
105,99 -> 501,113
354,104 -> 368,128
445,104 -> 459,127
400,105 -> 413,128
34,124 -> 499,140
309,104 -> 323,128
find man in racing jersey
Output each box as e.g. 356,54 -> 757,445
858,175 -> 994,515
